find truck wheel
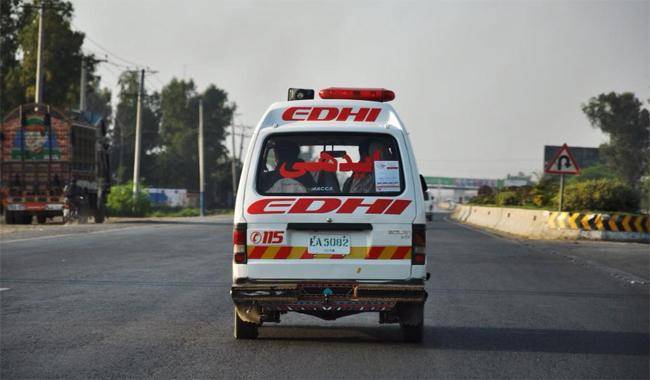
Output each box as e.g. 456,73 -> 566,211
94,208 -> 105,224
37,215 -> 47,224
234,307 -> 258,340
399,302 -> 424,343
4,211 -> 16,225
21,214 -> 33,225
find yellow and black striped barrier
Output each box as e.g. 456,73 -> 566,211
548,212 -> 650,233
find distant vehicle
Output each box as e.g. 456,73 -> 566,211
0,103 -> 110,224
423,189 -> 434,221
230,87 -> 429,342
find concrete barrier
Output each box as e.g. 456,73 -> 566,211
450,205 -> 649,243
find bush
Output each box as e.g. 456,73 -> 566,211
150,207 -> 201,217
107,183 -> 152,217
495,191 -> 519,206
560,178 -> 640,213
469,193 -> 495,205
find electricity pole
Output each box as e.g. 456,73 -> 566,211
198,98 -> 205,216
34,1 -> 45,104
132,69 -> 145,199
79,56 -> 87,111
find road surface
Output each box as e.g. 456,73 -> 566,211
1,214 -> 648,379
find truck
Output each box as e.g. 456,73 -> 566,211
1,103 -> 110,224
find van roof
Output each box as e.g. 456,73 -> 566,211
256,99 -> 407,132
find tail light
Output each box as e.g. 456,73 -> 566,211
319,87 -> 395,102
412,224 -> 426,265
233,223 -> 247,264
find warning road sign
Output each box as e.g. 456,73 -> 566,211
545,143 -> 580,175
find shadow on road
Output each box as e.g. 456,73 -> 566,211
258,325 -> 649,356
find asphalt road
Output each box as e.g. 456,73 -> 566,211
1,214 -> 648,379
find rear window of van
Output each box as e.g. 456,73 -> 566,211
256,132 -> 405,196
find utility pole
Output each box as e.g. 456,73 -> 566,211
231,123 -> 237,206
79,56 -> 87,111
132,69 -> 145,200
34,1 -> 45,104
198,98 -> 205,217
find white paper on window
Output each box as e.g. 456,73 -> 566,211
374,160 -> 400,192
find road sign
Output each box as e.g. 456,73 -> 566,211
545,143 -> 580,175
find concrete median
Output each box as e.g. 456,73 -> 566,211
450,205 -> 649,243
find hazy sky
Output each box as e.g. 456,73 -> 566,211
71,0 -> 649,179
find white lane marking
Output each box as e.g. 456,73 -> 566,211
0,288 -> 10,292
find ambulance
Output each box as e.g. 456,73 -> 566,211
231,87 -> 429,342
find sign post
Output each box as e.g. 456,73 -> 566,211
558,174 -> 565,211
544,143 -> 580,211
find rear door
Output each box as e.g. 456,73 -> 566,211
243,130 -> 416,280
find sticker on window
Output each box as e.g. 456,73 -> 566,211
374,160 -> 400,192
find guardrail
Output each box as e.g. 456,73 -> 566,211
450,205 -> 649,243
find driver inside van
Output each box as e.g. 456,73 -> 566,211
343,139 -> 390,193
261,141 -> 316,193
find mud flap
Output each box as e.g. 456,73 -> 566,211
397,302 -> 424,326
235,304 -> 263,324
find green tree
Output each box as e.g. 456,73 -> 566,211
0,0 -> 23,116
110,70 -> 160,184
582,92 -> 650,187
1,0 -> 110,116
150,78 -> 236,207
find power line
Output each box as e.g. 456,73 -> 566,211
77,28 -> 144,68
151,73 -> 166,88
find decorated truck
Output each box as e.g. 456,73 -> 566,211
0,103 -> 110,224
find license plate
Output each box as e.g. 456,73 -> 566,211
308,234 -> 351,255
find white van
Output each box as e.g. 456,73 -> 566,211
231,88 -> 429,342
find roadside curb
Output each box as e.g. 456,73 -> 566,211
450,205 -> 649,244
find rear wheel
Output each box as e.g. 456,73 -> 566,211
21,213 -> 33,225
94,208 -> 105,224
399,302 -> 424,343
234,307 -> 258,340
4,210 -> 16,225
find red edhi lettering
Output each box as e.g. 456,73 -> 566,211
281,107 -> 381,122
247,198 -> 411,214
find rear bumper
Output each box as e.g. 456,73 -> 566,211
231,280 -> 427,312
6,202 -> 63,212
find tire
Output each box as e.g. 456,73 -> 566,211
4,210 -> 16,225
234,307 -> 258,340
94,209 -> 105,224
426,214 -> 432,222
37,215 -> 47,224
21,213 -> 33,225
399,302 -> 424,343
